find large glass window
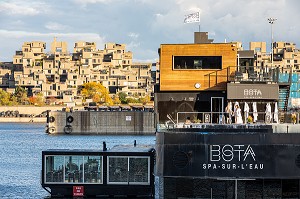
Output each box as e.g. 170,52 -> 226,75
108,156 -> 150,185
108,157 -> 128,184
65,156 -> 83,183
129,157 -> 149,184
45,155 -> 102,184
45,156 -> 64,183
84,156 -> 102,183
173,56 -> 222,70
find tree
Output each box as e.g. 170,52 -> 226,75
0,89 -> 11,105
112,95 -> 121,105
14,86 -> 28,105
28,93 -> 44,106
81,82 -> 113,105
118,92 -> 128,104
0,89 -> 18,105
139,95 -> 151,105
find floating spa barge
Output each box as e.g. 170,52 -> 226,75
41,144 -> 155,198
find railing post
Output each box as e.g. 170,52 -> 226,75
227,67 -> 229,82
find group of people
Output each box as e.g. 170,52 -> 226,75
225,102 -> 243,124
224,101 -> 278,124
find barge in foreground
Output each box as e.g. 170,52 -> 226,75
41,143 -> 155,198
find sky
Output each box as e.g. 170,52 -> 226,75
0,0 -> 299,62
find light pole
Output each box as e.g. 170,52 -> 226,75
268,17 -> 277,70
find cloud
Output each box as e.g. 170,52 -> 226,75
0,29 -> 106,60
45,22 -> 69,31
128,32 -> 139,39
72,0 -> 113,8
0,0 -> 48,16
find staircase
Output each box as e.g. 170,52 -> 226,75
278,85 -> 290,123
278,86 -> 290,111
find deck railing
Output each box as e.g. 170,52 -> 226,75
162,111 -> 300,129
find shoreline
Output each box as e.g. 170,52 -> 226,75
0,117 -> 46,123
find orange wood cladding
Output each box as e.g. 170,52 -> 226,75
159,43 -> 237,91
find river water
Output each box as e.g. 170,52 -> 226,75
0,123 -> 156,199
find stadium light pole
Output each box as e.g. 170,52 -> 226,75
268,17 -> 277,70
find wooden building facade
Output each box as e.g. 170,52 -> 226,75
155,39 -> 238,123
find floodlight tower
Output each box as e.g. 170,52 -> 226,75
268,17 -> 277,69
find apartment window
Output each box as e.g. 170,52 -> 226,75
255,47 -> 261,52
56,47 -> 62,53
48,70 -> 51,73
173,56 -> 222,70
295,60 -> 298,63
287,60 -> 290,63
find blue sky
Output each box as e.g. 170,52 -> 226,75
0,0 -> 299,62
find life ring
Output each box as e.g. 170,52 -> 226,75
67,115 -> 74,123
49,116 -> 55,123
48,127 -> 56,134
64,125 -> 73,134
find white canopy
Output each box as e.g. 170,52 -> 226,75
265,102 -> 272,123
253,102 -> 258,122
244,102 -> 250,123
274,102 -> 279,123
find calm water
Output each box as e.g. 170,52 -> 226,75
0,123 -> 156,199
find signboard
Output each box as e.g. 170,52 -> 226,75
204,114 -> 211,123
126,116 -> 132,121
73,186 -> 84,197
227,83 -> 279,100
157,133 -> 300,178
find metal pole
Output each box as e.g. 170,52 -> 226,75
268,18 -> 277,70
235,179 -> 237,199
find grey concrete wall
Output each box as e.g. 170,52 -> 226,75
47,110 -> 156,135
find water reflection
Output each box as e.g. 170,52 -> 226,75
0,123 -> 155,199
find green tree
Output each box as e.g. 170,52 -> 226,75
14,86 -> 28,105
81,82 -> 113,105
118,92 -> 128,104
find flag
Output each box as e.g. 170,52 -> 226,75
184,12 -> 200,23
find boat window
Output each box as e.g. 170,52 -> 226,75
45,156 -> 64,183
129,157 -> 150,184
65,156 -> 83,183
108,156 -> 150,185
108,157 -> 128,184
84,156 -> 102,183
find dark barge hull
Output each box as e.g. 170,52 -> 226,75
41,145 -> 155,198
156,125 -> 300,198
